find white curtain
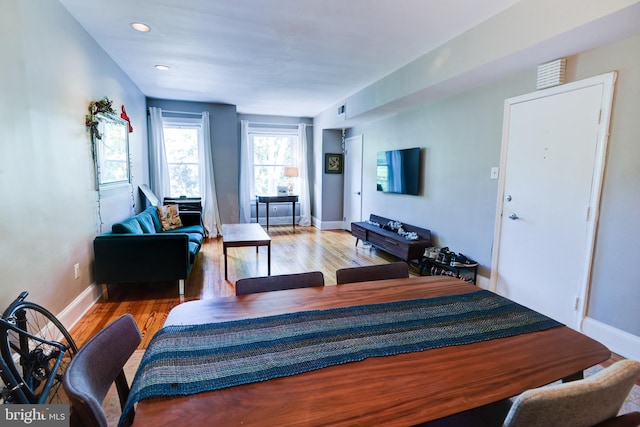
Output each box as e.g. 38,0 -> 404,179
200,112 -> 222,237
239,120 -> 254,223
296,123 -> 312,226
147,107 -> 170,202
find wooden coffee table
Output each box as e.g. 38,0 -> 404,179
221,223 -> 271,280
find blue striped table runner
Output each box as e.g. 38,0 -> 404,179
120,290 -> 561,425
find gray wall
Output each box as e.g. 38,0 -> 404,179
347,71 -> 535,276
320,129 -> 343,224
570,35 -> 640,335
146,99 -> 238,224
2,0 -> 637,347
318,34 -> 640,339
0,0 -> 147,313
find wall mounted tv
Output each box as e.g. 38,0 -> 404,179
376,147 -> 421,195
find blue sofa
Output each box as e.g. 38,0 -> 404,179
93,206 -> 205,299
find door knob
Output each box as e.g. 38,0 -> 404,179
355,192 -> 361,195
508,213 -> 519,220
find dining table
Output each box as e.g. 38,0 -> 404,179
130,276 -> 610,426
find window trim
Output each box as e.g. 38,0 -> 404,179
249,128 -> 299,198
162,117 -> 203,198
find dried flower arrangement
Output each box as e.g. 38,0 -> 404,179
85,97 -> 116,139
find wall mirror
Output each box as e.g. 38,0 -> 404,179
94,113 -> 130,189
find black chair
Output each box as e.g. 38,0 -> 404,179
236,271 -> 325,295
63,314 -> 141,427
335,262 -> 409,285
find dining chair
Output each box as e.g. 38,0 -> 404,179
420,359 -> 640,427
63,314 -> 141,427
335,261 -> 409,284
235,271 -> 325,295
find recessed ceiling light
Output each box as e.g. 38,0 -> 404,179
154,65 -> 170,71
131,22 -> 151,32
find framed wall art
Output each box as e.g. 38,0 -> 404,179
324,153 -> 343,174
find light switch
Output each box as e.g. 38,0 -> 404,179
490,167 -> 499,179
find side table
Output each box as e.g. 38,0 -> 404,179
256,195 -> 298,231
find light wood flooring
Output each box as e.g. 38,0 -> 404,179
69,226 -> 409,349
68,225 -> 628,376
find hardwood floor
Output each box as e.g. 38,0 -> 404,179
69,225 -> 631,382
69,226 -> 410,349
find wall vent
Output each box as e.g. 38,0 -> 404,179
537,58 -> 566,90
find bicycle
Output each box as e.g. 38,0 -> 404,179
0,291 -> 78,404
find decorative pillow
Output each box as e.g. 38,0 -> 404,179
157,205 -> 183,231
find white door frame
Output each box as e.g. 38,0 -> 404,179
489,72 -> 616,329
343,134 -> 363,230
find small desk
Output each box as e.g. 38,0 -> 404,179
133,277 -> 610,426
162,197 -> 202,213
256,195 -> 298,231
221,223 -> 271,280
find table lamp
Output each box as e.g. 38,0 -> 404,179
284,167 -> 298,195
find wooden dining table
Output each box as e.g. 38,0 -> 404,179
132,276 -> 610,426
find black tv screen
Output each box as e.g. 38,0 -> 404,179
376,147 -> 421,195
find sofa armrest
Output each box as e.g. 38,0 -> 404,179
94,233 -> 191,284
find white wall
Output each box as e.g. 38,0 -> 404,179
0,1 -> 147,316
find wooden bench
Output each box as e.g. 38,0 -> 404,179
350,214 -> 431,262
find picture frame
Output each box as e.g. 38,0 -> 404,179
324,153 -> 343,174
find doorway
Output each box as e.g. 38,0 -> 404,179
343,135 -> 363,230
490,73 -> 616,329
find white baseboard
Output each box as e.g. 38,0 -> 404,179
582,317 -> 640,361
312,219 -> 344,230
476,274 -> 490,290
57,284 -> 102,333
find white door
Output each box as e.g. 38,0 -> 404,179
491,73 -> 615,328
343,135 -> 363,229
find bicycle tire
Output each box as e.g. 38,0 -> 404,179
1,301 -> 78,404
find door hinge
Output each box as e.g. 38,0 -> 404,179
585,206 -> 591,221
574,297 -> 580,310
597,109 -> 602,125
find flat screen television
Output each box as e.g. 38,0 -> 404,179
376,147 -> 421,195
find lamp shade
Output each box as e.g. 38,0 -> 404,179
284,167 -> 299,177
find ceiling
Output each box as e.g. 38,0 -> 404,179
58,0 -> 523,117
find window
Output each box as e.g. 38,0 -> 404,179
163,119 -> 201,197
251,132 -> 298,196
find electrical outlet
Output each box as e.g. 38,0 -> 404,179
74,263 -> 80,279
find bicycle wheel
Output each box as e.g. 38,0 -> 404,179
2,301 -> 78,404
